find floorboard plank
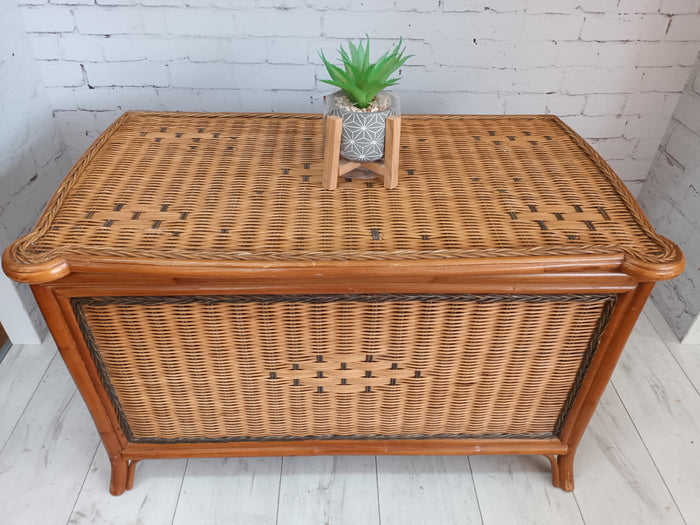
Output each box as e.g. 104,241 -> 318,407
572,384 -> 684,525
0,337 -> 57,449
0,356 -> 100,525
644,303 -> 700,393
612,312 -> 700,524
69,447 -> 186,525
470,454 -> 582,525
377,455 -> 481,525
277,456 -> 379,525
172,457 -> 282,525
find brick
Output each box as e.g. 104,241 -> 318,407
28,34 -> 60,60
155,88 -> 202,111
45,87 -> 79,110
526,0 -> 580,14
594,43 -> 639,68
74,7 -> 165,35
623,92 -> 680,115
437,12 -> 524,40
521,14 -> 584,41
503,94 -> 548,113
624,113 -> 675,139
301,0 -> 349,8
183,0 -> 255,6
544,94 -> 586,115
16,0 -> 48,5
229,38 -> 268,63
268,38 -> 310,64
660,0 -> 700,14
441,0 -> 526,12
238,89 -> 275,111
84,62 -> 169,87
50,0 -> 94,4
552,42 -> 600,66
666,15 -> 700,41
588,138 -> 637,159
165,8 -> 236,37
234,64 -> 315,90
237,10 -> 321,37
641,66 -> 693,92
637,42 -> 687,66
607,158 -> 654,180
186,39 -> 233,62
397,91 -> 506,114
350,0 -> 397,10
616,0 -> 661,13
561,115 -> 627,138
634,137 -> 666,161
576,0 -> 611,11
498,68 -> 564,94
38,61 -> 84,87
102,37 -> 187,61
584,94 -> 627,116
170,62 -> 314,90
59,34 -> 103,61
563,69 -> 642,94
666,121 -> 700,169
325,11 -> 523,41
674,91 -> 700,134
406,67 -> 499,93
20,6 -> 74,32
395,0 -> 440,12
98,0 -> 182,4
272,90 -> 320,113
680,43 -> 700,66
580,14 -> 669,41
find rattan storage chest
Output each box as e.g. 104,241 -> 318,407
3,112 -> 684,495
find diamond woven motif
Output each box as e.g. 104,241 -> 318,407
335,110 -> 390,162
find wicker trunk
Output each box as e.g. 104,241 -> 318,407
2,112 -> 683,495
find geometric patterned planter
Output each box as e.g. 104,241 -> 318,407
327,92 -> 399,162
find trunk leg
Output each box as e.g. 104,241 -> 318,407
109,457 -> 128,496
545,454 -> 560,488
557,453 -> 575,491
126,460 -> 140,491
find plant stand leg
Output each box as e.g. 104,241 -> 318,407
383,116 -> 401,189
323,115 -> 343,190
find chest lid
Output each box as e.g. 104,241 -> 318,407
3,111 -> 683,283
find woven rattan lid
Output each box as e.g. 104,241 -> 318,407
3,111 -> 683,283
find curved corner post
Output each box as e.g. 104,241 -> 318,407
553,281 -> 655,491
31,284 -> 131,495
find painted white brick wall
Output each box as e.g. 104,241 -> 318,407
1,0 -> 73,344
13,1 -> 700,192
637,52 -> 700,343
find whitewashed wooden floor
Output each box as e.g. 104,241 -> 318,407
0,302 -> 698,525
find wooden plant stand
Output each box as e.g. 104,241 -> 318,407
323,115 -> 401,190
2,111 -> 684,496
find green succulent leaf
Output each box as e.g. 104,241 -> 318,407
318,36 -> 412,109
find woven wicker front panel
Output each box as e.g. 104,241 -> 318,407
13,112 -> 677,267
74,294 -> 614,442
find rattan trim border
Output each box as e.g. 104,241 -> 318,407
72,292 -> 617,445
6,112 -> 679,271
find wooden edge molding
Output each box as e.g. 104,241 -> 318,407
621,241 -> 685,281
122,437 -> 569,460
3,252 -> 634,285
2,245 -> 70,284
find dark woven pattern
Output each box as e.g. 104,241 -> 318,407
10,112 -> 678,267
73,293 -> 615,443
